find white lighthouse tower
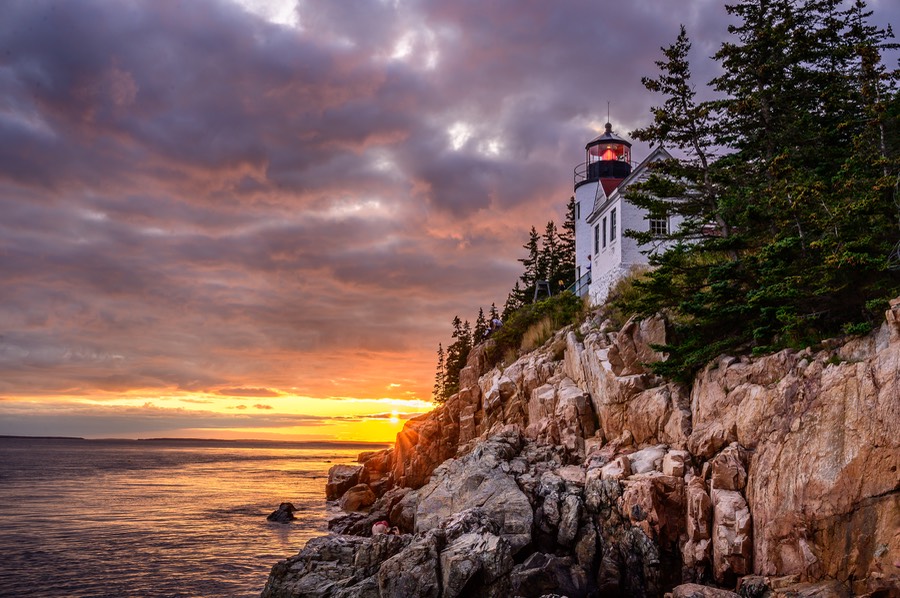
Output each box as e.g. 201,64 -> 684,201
572,123 -> 676,305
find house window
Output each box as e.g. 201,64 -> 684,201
593,225 -> 599,253
576,201 -> 581,220
610,208 -> 617,241
649,217 -> 668,237
602,217 -> 607,248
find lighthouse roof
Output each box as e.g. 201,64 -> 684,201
586,122 -> 632,149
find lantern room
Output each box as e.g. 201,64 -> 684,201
574,122 -> 632,188
586,122 -> 632,179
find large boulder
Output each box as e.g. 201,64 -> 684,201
340,483 -> 376,512
377,530 -> 444,598
266,502 -> 297,523
413,430 -> 533,554
711,488 -> 752,585
671,583 -> 740,598
509,553 -> 589,598
325,464 -> 362,501
391,403 -> 458,489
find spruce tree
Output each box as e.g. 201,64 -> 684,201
558,197 -> 577,290
540,221 -> 561,292
518,227 -> 541,301
474,307 -> 488,342
432,344 -> 446,403
444,317 -> 473,397
503,282 -> 525,320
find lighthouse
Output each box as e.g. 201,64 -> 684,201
572,123 -> 676,305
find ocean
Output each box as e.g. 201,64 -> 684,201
0,436 -> 385,597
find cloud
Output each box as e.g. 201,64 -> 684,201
0,399 -> 334,437
218,387 -> 281,398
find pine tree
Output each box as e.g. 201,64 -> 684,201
444,317 -> 473,397
540,221 -> 561,292
474,307 -> 488,342
432,343 -> 446,403
518,227 -> 541,302
557,197 -> 577,290
629,25 -> 731,245
489,302 -> 500,321
503,282 -> 525,320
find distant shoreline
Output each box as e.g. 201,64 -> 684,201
0,435 -> 391,449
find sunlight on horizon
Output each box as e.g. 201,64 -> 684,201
0,390 -> 433,444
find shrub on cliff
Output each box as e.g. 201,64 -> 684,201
486,291 -> 586,367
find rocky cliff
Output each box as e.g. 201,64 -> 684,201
262,300 -> 900,598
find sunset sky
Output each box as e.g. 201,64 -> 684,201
2,0 -> 898,442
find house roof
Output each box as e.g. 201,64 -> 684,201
585,145 -> 673,225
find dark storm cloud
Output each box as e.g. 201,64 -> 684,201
1,0 -> 897,436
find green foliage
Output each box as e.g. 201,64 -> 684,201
504,208 -> 578,316
604,266 -> 651,329
432,343 -> 446,403
612,0 -> 900,381
440,316 -> 472,400
486,292 -> 586,367
474,308 -> 488,342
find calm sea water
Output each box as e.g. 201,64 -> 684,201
0,437 -> 383,598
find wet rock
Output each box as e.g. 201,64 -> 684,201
340,483 -> 376,512
266,502 -> 297,523
325,464 -> 363,501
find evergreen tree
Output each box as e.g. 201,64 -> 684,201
432,343 -> 446,403
474,307 -> 488,342
558,197 -> 577,290
629,25 -> 730,245
518,227 -> 541,301
503,282 -> 525,320
540,221 -> 561,292
444,317 -> 473,397
489,302 -> 500,321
